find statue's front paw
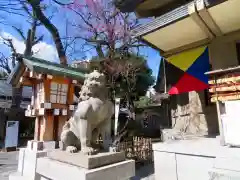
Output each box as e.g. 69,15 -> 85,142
81,147 -> 96,155
66,146 -> 78,153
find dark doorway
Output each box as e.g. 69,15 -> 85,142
53,116 -> 59,148
236,42 -> 240,65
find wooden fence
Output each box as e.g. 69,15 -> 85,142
115,136 -> 153,163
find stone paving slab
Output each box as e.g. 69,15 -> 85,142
0,152 -> 19,165
0,164 -> 18,180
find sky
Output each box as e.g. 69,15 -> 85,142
0,0 -> 161,79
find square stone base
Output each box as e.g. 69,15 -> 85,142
36,157 -> 135,180
17,148 -> 47,179
47,149 -> 125,169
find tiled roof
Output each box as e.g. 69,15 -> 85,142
23,56 -> 88,80
8,54 -> 89,87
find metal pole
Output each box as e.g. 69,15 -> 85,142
114,98 -> 121,137
162,58 -> 167,93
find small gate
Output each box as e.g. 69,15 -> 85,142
116,136 -> 153,163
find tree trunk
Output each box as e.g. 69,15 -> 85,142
27,0 -> 67,65
11,26 -> 35,109
11,87 -> 23,108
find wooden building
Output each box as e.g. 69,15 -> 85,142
8,54 -> 88,142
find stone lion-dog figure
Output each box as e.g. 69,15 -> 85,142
60,70 -> 114,155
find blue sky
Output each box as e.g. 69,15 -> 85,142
0,1 -> 161,79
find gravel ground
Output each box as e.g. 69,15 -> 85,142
0,151 -> 155,180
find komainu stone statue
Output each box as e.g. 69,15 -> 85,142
60,70 -> 114,155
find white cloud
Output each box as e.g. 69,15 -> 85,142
32,42 -> 58,62
0,31 -> 58,62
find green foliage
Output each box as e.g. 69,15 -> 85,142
89,53 -> 155,101
134,96 -> 153,108
0,70 -> 8,79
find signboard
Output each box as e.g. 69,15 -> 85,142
4,121 -> 19,148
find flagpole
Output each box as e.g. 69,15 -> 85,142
162,57 -> 167,94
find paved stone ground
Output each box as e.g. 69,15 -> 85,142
0,151 -> 18,180
0,164 -> 18,180
0,151 -> 155,180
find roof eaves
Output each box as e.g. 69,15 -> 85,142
23,55 -> 89,74
33,66 -> 85,81
131,1 -> 192,38
23,57 -> 86,81
131,0 -> 227,38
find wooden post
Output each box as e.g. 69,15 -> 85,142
39,115 -> 54,141
34,117 -> 40,141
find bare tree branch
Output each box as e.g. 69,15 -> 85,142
11,26 -> 26,41
0,52 -> 11,74
27,0 -> 67,65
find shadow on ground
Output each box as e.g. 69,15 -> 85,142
131,163 -> 155,180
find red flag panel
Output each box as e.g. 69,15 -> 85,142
168,72 -> 209,95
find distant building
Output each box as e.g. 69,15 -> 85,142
0,80 -> 33,145
0,80 -> 32,109
71,60 -> 90,69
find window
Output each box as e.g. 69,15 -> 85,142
50,82 -> 68,104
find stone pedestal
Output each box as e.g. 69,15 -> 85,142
9,140 -> 55,180
9,148 -> 47,180
36,150 -> 135,180
9,140 -> 135,180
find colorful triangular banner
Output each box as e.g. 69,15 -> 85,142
168,72 -> 209,95
186,47 -> 210,84
166,46 -> 207,71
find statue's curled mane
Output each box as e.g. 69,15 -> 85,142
79,70 -> 107,101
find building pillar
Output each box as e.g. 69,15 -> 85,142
39,115 -> 54,141
216,101 -> 226,146
34,117 -> 39,141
